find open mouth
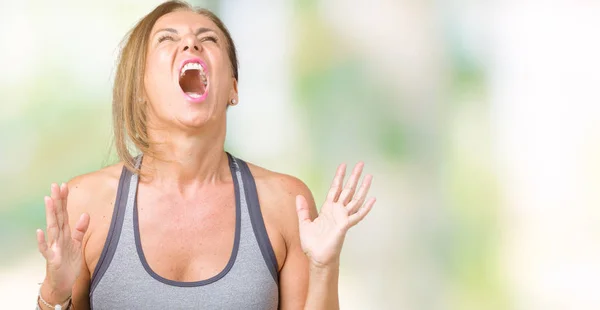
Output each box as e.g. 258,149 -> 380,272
179,60 -> 208,101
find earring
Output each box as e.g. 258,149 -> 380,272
230,99 -> 237,106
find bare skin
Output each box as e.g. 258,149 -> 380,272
36,9 -> 375,310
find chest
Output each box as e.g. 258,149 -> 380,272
85,177 -> 288,281
135,186 -> 237,282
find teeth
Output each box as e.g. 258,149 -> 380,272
186,92 -> 201,98
182,62 -> 202,72
180,62 -> 207,78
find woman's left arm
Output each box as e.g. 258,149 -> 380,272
278,162 -> 375,310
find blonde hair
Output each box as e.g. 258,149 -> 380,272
112,0 -> 238,174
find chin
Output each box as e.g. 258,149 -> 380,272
175,107 -> 219,130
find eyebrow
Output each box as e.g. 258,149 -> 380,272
153,27 -> 216,37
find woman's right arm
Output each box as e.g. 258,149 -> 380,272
36,182 -> 91,309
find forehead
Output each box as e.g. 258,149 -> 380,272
152,10 -> 219,33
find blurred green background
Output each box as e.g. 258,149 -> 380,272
2,0 -> 600,309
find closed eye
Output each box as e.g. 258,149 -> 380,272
201,36 -> 218,43
158,35 -> 175,43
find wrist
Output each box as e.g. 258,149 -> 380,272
40,280 -> 72,306
308,255 -> 341,270
306,259 -> 340,310
309,260 -> 340,276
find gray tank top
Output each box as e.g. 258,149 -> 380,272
89,153 -> 279,309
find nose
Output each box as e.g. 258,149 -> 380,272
181,34 -> 201,52
183,44 -> 199,52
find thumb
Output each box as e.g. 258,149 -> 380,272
71,213 -> 90,245
295,195 -> 311,226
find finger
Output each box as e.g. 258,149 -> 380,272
295,195 -> 312,226
338,162 -> 364,205
346,174 -> 373,215
348,197 -> 376,227
44,196 -> 59,244
60,182 -> 69,210
51,183 -> 64,231
326,163 -> 346,202
60,183 -> 72,239
36,229 -> 48,257
71,213 -> 90,246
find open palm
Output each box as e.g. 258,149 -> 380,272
296,162 -> 376,267
37,183 -> 90,296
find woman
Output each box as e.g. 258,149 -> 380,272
35,1 -> 375,309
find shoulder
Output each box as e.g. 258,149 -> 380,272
66,162 -> 125,234
63,163 -> 124,288
243,160 -> 318,238
244,160 -> 315,208
67,163 -> 123,205
245,161 -> 314,203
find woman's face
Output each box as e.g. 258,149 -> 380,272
143,10 -> 237,131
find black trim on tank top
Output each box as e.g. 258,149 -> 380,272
237,159 -> 280,285
89,165 -> 132,297
133,152 -> 242,287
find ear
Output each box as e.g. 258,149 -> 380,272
230,78 -> 238,102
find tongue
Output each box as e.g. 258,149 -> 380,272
179,70 -> 205,97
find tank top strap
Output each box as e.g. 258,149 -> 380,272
89,161 -> 135,293
231,155 -> 279,284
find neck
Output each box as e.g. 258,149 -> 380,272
141,120 -> 229,189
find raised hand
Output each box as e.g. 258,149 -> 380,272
36,183 -> 90,302
296,162 -> 376,268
